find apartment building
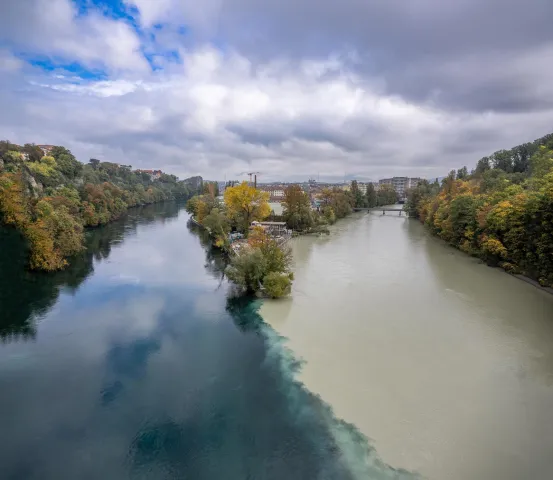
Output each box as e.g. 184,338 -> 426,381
379,177 -> 421,197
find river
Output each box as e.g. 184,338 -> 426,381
0,202 -> 412,480
1,203 -> 552,479
261,210 -> 553,480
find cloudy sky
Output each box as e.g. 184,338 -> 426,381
1,0 -> 552,182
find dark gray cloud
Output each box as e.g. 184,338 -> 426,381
210,0 -> 553,112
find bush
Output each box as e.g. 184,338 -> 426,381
225,248 -> 267,292
263,272 -> 292,298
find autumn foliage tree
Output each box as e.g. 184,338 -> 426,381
406,137 -> 553,287
1,140 -> 200,271
223,182 -> 270,233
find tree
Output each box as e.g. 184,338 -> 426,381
0,141 -> 20,157
282,184 -> 314,231
456,166 -> 468,179
226,228 -> 294,296
320,187 -> 353,219
475,157 -> 491,175
224,182 -> 270,233
492,150 -> 513,173
351,180 -> 366,208
322,206 -> 336,224
263,272 -> 292,298
22,144 -> 44,163
203,181 -> 219,197
226,248 -> 267,292
203,207 -> 230,247
376,184 -> 398,206
404,180 -> 439,218
89,158 -> 100,170
55,152 -> 82,178
365,183 -> 377,208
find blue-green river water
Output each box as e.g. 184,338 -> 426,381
0,202 -> 412,480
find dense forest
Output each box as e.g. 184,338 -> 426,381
0,141 -> 202,271
406,133 -> 553,288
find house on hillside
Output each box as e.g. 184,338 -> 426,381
137,169 -> 163,180
38,145 -> 55,156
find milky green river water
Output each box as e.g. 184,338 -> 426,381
261,210 -> 553,480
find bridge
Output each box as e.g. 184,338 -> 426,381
353,207 -> 409,216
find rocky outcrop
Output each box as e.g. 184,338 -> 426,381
22,167 -> 43,198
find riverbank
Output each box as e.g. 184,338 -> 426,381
259,212 -> 553,480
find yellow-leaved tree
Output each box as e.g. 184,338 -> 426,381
223,182 -> 270,233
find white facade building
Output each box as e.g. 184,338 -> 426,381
378,177 -> 422,198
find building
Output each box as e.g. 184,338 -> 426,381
357,183 -> 367,195
250,221 -> 290,237
137,169 -> 162,180
38,145 -> 55,156
378,177 -> 420,198
260,186 -> 285,202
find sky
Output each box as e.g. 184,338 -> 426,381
1,0 -> 552,182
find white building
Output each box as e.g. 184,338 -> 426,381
378,177 -> 421,198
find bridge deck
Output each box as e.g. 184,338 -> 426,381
353,208 -> 409,215
353,208 -> 405,211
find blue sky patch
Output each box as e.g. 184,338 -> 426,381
21,54 -> 108,81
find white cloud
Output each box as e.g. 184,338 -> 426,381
1,0 -> 552,181
0,0 -> 148,73
4,45 -> 552,182
0,49 -> 23,72
124,0 -> 174,28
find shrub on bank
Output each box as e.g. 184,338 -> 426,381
263,272 -> 292,299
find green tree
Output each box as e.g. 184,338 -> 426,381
89,158 -> 100,170
456,166 -> 468,179
263,272 -> 292,298
376,184 -> 398,206
225,248 -> 267,292
282,184 -> 314,231
203,207 -> 230,247
22,144 -> 44,163
350,180 -> 366,208
365,183 -> 377,208
474,157 -> 491,175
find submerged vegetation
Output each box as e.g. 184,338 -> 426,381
406,132 -> 553,287
0,141 -> 201,271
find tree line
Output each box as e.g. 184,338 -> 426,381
0,141 -> 202,271
405,132 -> 553,288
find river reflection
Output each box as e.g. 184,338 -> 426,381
0,202 -> 182,343
0,203 -> 414,479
